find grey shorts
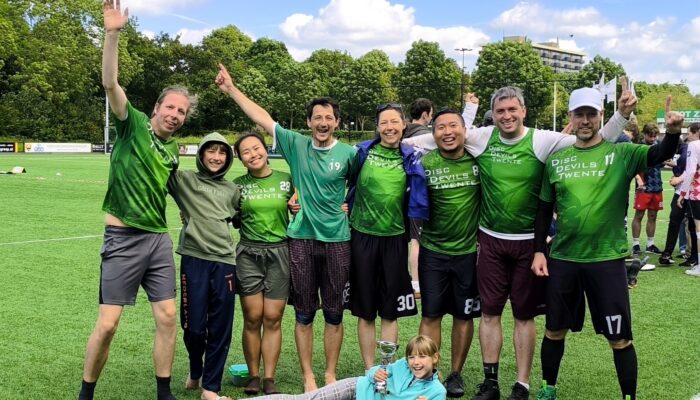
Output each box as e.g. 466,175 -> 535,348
99,226 -> 177,305
236,240 -> 290,299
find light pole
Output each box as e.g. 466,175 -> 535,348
455,48 -> 472,109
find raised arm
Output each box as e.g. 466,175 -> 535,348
600,76 -> 636,142
216,64 -> 275,134
102,0 -> 128,120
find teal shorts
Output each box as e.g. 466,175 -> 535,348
235,240 -> 290,299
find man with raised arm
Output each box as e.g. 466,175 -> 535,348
531,91 -> 682,400
216,64 -> 356,392
404,81 -> 636,400
79,1 -> 197,399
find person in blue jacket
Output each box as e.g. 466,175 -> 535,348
253,335 -> 446,400
345,103 -> 429,371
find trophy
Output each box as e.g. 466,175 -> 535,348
375,340 -> 399,395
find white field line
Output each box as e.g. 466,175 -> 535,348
0,228 -> 181,246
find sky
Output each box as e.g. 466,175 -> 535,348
118,0 -> 700,94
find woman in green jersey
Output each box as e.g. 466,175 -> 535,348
346,104 -> 429,370
233,132 -> 294,395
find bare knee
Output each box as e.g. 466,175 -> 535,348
481,313 -> 501,325
263,311 -> 283,331
245,309 -> 264,330
94,317 -> 120,340
608,339 -> 632,350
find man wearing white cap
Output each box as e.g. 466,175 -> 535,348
405,84 -> 636,400
530,88 -> 683,400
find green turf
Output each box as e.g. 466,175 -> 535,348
0,154 -> 698,399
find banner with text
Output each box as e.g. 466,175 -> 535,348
0,142 -> 17,153
24,143 -> 92,153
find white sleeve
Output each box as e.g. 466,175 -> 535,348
464,126 -> 492,158
532,129 -> 576,162
600,111 -> 629,143
462,102 -> 478,127
679,143 -> 699,197
402,132 -> 438,151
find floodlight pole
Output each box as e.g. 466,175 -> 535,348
104,96 -> 109,155
455,48 -> 472,110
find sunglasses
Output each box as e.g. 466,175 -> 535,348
376,103 -> 403,113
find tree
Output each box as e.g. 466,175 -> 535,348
395,40 -> 461,109
304,49 -> 353,99
575,55 -> 626,122
632,82 -> 700,127
471,41 -> 554,128
336,50 -> 397,131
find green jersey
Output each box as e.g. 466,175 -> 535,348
274,124 -> 356,242
350,145 -> 406,236
234,170 -> 294,243
102,101 -> 179,233
541,141 -> 649,262
477,128 -> 543,237
420,150 -> 481,255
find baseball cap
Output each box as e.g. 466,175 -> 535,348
569,88 -> 602,112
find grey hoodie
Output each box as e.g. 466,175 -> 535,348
167,132 -> 240,264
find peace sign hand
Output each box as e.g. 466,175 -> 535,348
103,0 -> 128,32
664,95 -> 684,134
617,76 -> 637,119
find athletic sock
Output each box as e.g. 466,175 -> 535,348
541,336 -> 565,386
632,238 -> 640,246
78,380 -> 96,400
646,238 -> 654,247
613,345 -> 637,400
156,376 -> 176,400
483,362 -> 499,382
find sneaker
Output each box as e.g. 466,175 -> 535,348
536,381 -> 557,400
627,276 -> 638,289
632,244 -> 641,256
640,263 -> 656,271
646,244 -> 662,254
507,382 -> 529,400
445,372 -> 466,398
472,379 -> 500,400
680,258 -> 697,267
685,264 -> 700,276
658,254 -> 674,265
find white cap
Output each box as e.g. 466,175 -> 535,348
568,88 -> 602,111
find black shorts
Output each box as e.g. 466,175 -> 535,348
418,247 -> 481,320
349,230 -> 417,320
408,218 -> 423,241
546,258 -> 633,341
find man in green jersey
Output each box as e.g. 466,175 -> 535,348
531,89 -> 682,400
79,2 -> 197,400
217,64 -> 356,392
404,85 -> 636,400
417,108 -> 481,398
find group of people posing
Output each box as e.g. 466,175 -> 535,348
79,2 -> 686,400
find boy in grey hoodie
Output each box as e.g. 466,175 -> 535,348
167,132 -> 240,400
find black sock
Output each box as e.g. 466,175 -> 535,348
78,380 -> 96,400
483,362 -> 499,382
613,345 -> 637,400
156,376 -> 175,400
541,336 -> 565,386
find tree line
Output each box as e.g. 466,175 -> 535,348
2,0 -> 699,143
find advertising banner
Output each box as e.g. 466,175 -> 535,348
0,142 -> 17,153
24,143 -> 92,153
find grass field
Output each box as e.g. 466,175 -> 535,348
0,153 -> 699,399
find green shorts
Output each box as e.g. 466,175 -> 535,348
235,240 -> 290,299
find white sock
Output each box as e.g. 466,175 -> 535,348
632,238 -> 640,246
411,280 -> 420,292
517,381 -> 530,390
647,238 -> 655,247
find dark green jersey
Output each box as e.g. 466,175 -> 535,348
350,145 -> 406,236
102,101 -> 179,233
274,124 -> 356,242
234,170 -> 294,243
541,141 -> 649,262
420,150 -> 481,255
477,128 -> 543,236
